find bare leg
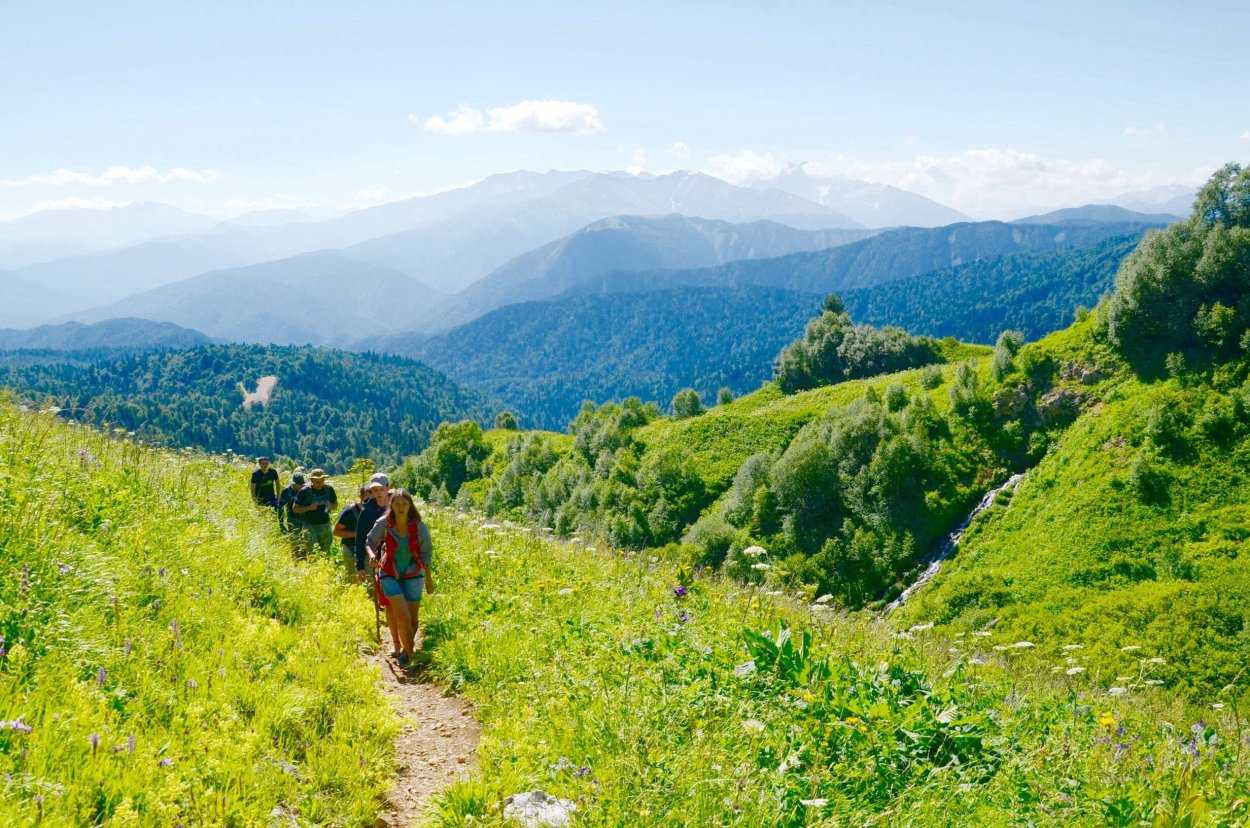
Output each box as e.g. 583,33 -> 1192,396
383,601 -> 403,652
407,601 -> 420,652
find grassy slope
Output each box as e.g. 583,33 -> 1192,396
903,323 -> 1250,697
416,506 -> 1248,827
0,405 -> 394,825
637,341 -> 991,492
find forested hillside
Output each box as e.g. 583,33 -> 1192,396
841,232 -> 1144,342
404,286 -> 824,429
0,317 -> 213,352
0,344 -> 491,469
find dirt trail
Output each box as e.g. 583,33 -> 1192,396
366,649 -> 480,827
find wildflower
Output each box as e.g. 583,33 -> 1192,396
0,718 -> 32,734
187,679 -> 197,690
157,757 -> 174,768
800,798 -> 829,807
1012,641 -> 1035,649
90,733 -> 100,755
128,734 -> 135,755
1066,667 -> 1086,676
678,612 -> 690,624
1211,703 -> 1225,710
743,546 -> 767,557
672,585 -> 687,598
1120,645 -> 1140,652
574,766 -> 592,778
741,719 -> 765,733
97,667 -> 106,688
815,594 -> 833,604
971,630 -> 992,637
1145,657 -> 1166,665
1099,711 -> 1117,728
751,563 -> 771,571
124,638 -> 131,656
59,564 -> 74,575
1108,687 -> 1127,697
1144,679 -> 1164,686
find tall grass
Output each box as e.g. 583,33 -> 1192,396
0,406 -> 396,825
420,509 -> 1249,827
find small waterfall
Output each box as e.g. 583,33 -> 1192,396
882,473 -> 1023,615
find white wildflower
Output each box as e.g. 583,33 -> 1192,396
1061,644 -> 1084,651
1012,641 -> 1035,649
1108,687 -> 1127,696
751,563 -> 771,571
1066,667 -> 1086,676
741,719 -> 765,733
815,594 -> 833,604
1145,657 -> 1166,665
800,798 -> 829,807
1120,645 -> 1141,652
743,545 -> 767,558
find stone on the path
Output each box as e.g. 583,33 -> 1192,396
503,790 -> 576,827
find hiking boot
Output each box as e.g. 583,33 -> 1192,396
397,653 -> 410,668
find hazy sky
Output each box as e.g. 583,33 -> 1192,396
2,0 -> 1247,219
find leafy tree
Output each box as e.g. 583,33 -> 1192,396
716,387 -> 735,406
410,420 -> 492,498
494,411 -> 520,430
671,388 -> 704,419
1109,163 -> 1250,364
991,330 -> 1024,381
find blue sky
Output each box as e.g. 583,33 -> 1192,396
1,0 -> 1247,219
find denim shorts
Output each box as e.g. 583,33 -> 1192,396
379,574 -> 424,602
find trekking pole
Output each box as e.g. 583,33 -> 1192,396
373,570 -> 381,644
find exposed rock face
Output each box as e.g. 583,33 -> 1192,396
1037,387 -> 1086,425
993,383 -> 1032,420
1060,361 -> 1104,385
503,790 -> 576,827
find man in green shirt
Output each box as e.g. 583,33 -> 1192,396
293,468 -> 338,558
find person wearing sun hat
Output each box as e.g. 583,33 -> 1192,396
293,468 -> 338,558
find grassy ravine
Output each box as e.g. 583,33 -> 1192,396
0,405 -> 395,825
420,509 -> 1249,827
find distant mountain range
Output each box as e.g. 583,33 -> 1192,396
1012,204 -> 1182,226
744,165 -> 972,227
558,219 -> 1170,298
423,214 -> 875,332
1101,184 -> 1197,217
0,317 -> 212,352
74,251 -> 441,347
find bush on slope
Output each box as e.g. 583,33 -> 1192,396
0,406 -> 394,825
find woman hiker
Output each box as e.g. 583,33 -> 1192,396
365,488 -> 434,668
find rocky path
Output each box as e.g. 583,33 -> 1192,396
366,649 -> 480,827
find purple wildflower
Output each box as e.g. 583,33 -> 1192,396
97,667 -> 106,688
186,679 -> 197,690
678,612 -> 690,624
59,564 -> 74,575
158,567 -> 166,576
90,733 -> 100,754
672,585 -> 687,598
575,766 -> 592,778
124,637 -> 131,656
157,757 -> 174,768
653,608 -> 663,620
0,718 -> 32,735
127,734 -> 135,755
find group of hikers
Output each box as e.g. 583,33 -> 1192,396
250,456 -> 433,668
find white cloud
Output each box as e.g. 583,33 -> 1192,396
1241,130 -> 1250,143
700,147 -> 1207,219
354,186 -> 392,201
417,105 -> 487,136
0,165 -> 219,188
701,150 -> 788,185
415,100 -> 605,136
627,149 -> 647,176
841,148 -> 1205,217
1124,122 -> 1166,137
671,141 -> 692,160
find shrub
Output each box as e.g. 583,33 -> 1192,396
494,410 -> 519,430
671,388 -> 704,419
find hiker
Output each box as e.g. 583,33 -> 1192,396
333,486 -> 369,581
250,456 -> 280,509
293,468 -> 338,558
355,474 -> 402,656
277,470 -> 305,542
365,488 -> 434,668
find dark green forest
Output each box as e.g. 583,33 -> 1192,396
0,344 -> 490,470
841,233 -> 1145,343
409,286 -> 825,429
